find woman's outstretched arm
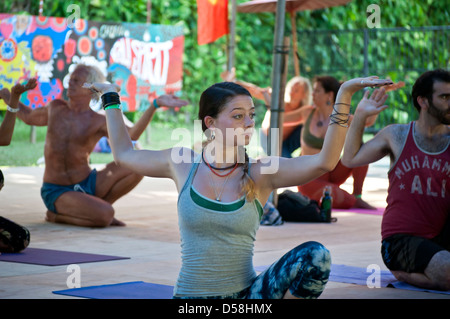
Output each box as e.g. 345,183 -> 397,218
83,82 -> 189,180
258,76 -> 393,191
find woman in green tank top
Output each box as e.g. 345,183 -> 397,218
298,76 -> 378,209
85,75 -> 393,299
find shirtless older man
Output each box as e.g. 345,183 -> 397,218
0,64 -> 187,227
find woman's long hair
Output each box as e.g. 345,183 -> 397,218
198,82 -> 257,201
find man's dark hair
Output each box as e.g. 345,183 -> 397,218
412,69 -> 450,112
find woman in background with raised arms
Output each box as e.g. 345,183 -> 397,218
84,75 -> 392,299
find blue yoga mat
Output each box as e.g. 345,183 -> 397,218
53,281 -> 174,299
53,264 -> 449,298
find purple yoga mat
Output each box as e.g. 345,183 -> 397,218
53,281 -> 173,299
0,247 -> 129,266
329,264 -> 396,286
334,207 -> 385,216
256,264 -> 450,295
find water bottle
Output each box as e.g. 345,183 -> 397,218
320,186 -> 332,222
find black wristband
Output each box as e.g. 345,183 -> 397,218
102,92 -> 121,109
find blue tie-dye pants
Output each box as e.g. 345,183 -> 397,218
247,241 -> 330,299
174,241 -> 331,299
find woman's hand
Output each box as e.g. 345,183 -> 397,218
220,67 -> 236,82
83,82 -> 120,94
384,81 -> 405,92
155,94 -> 189,110
340,76 -> 393,95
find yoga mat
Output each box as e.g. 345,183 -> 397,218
329,264 -> 396,287
330,264 -> 450,295
255,264 -> 450,295
53,281 -> 173,299
0,247 -> 129,266
254,265 -> 269,272
334,207 -> 384,216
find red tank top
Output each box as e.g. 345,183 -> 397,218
382,122 -> 450,240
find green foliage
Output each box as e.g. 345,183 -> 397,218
0,113 -> 193,166
292,0 -> 449,130
0,0 -> 448,130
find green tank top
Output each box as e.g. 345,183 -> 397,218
303,108 -> 325,149
174,155 -> 263,297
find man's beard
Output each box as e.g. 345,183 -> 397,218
427,98 -> 450,125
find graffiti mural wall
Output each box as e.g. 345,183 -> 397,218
0,14 -> 184,112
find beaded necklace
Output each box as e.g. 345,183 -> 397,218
202,150 -> 239,177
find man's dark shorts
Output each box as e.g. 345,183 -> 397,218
381,220 -> 450,273
41,169 -> 97,214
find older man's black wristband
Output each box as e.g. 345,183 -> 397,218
101,92 -> 121,109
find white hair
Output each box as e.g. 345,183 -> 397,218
284,76 -> 312,107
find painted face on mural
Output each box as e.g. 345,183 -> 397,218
31,35 -> 53,63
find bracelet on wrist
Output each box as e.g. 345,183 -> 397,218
334,102 -> 351,107
102,92 -> 121,110
104,104 -> 121,111
153,99 -> 160,109
6,105 -> 19,113
329,103 -> 350,128
329,115 -> 349,128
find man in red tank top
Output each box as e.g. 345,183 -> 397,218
342,69 -> 450,291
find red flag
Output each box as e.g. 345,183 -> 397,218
197,0 -> 229,45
